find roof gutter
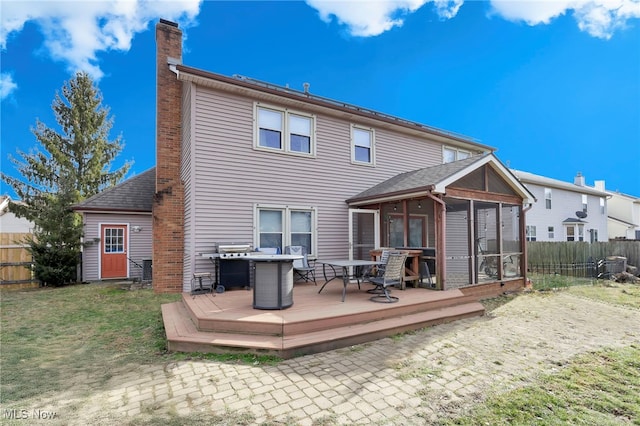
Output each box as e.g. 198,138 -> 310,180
346,185 -> 436,206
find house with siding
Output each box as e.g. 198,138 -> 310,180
72,168 -> 155,282
511,170 -> 609,242
153,19 -> 535,296
607,190 -> 640,240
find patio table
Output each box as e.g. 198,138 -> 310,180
317,259 -> 381,302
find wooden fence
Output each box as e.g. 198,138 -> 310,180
1,232 -> 37,288
527,241 -> 640,271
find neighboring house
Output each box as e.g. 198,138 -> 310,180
153,19 -> 535,295
607,190 -> 640,240
511,170 -> 608,243
0,196 -> 33,233
72,168 -> 155,282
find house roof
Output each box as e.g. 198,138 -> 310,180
173,63 -> 496,153
346,153 -> 535,205
608,216 -> 639,227
72,168 -> 155,213
511,169 -> 608,197
563,218 -> 588,224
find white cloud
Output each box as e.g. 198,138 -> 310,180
306,0 -> 638,39
306,0 -> 463,37
0,0 -> 202,80
489,0 -> 640,39
0,72 -> 18,100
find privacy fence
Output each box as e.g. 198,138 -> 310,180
527,241 -> 640,288
0,232 -> 37,289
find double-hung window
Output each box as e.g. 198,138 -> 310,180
600,197 -> 605,214
256,104 -> 314,155
443,146 -> 471,163
548,226 -> 554,240
544,188 -> 552,209
256,205 -> 317,256
581,194 -> 588,213
351,125 -> 374,165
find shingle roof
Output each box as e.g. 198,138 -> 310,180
346,155 -> 489,204
73,168 -> 155,212
510,169 -> 608,197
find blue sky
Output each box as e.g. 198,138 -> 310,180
1,0 -> 639,198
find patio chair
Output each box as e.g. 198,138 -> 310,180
284,245 -> 316,284
368,252 -> 408,303
365,249 -> 394,293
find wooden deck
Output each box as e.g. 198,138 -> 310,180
162,281 -> 485,359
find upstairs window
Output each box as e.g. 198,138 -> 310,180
600,197 -> 605,214
256,104 -> 315,155
351,126 -> 374,165
582,194 -> 588,213
443,146 -> 471,163
544,188 -> 552,209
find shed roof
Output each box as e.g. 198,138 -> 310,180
73,168 -> 155,213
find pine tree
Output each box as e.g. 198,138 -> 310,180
1,72 -> 131,286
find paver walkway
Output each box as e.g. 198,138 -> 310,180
9,291 -> 640,425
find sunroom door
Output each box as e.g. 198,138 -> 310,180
349,209 -> 379,261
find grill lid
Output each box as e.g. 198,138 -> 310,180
216,243 -> 252,253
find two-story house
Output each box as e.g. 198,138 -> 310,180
151,19 -> 534,296
511,170 -> 609,242
607,190 -> 640,240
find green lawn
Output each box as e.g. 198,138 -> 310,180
0,284 -> 277,405
1,280 -> 638,425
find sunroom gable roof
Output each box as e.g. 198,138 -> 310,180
346,153 -> 534,206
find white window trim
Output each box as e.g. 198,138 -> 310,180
254,203 -> 318,257
564,224 -> 585,242
442,146 -> 472,164
544,188 -> 552,210
254,102 -> 316,157
525,225 -> 537,241
350,124 -> 375,166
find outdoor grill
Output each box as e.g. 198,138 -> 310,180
216,243 -> 253,258
214,243 -> 253,290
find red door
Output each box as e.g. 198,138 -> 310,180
101,225 -> 128,279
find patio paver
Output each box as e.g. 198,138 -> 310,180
7,291 -> 640,425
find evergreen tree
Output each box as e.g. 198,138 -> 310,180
1,72 -> 131,286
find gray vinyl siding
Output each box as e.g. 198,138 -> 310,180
181,83 -> 195,286
182,85 -> 448,291
81,213 -> 152,282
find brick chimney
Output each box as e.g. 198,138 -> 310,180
153,19 -> 184,293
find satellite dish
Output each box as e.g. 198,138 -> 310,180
576,211 -> 587,219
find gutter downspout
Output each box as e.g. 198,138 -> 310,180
168,57 -> 180,76
425,191 -> 446,290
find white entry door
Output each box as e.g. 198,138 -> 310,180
348,209 -> 379,261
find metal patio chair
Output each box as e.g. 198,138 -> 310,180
284,245 -> 316,284
365,249 -> 395,293
368,252 -> 408,303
